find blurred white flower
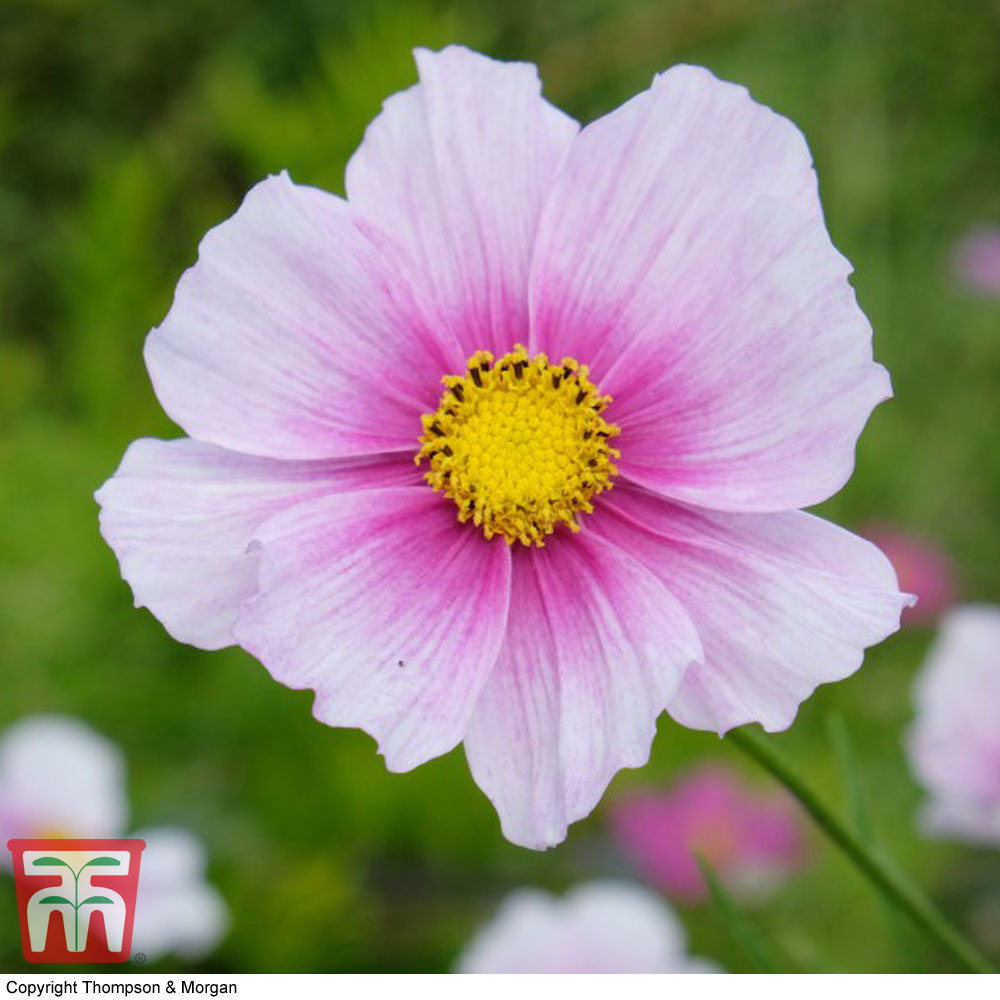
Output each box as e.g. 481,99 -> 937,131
0,714 -> 228,960
0,714 -> 128,846
907,606 -> 1000,844
455,881 -> 722,974
130,827 -> 229,962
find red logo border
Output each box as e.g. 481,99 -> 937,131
7,838 -> 146,964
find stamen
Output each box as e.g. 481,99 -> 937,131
416,344 -> 621,546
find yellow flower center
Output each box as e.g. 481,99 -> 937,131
416,345 -> 621,546
32,827 -> 75,839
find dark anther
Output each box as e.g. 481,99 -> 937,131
582,430 -> 592,440
430,422 -> 445,437
588,459 -> 597,467
552,374 -> 562,389
597,430 -> 610,438
480,359 -> 491,371
470,367 -> 483,388
513,361 -> 525,379
450,384 -> 465,402
563,365 -> 573,378
442,445 -> 454,457
575,389 -> 587,405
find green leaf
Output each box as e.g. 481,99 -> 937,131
39,896 -> 72,906
82,856 -> 120,867
696,854 -> 780,973
81,895 -> 113,905
827,712 -> 874,842
32,857 -> 71,867
827,712 -> 916,970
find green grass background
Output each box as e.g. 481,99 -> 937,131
1,0 -> 998,973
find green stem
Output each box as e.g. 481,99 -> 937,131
727,725 -> 995,974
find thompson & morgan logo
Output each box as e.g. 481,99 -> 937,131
7,839 -> 145,964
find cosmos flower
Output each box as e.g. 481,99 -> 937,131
0,716 -> 228,959
454,881 -> 721,973
864,524 -> 957,626
97,46 -> 909,849
951,225 -> 1000,297
611,765 -> 805,902
907,606 -> 1000,845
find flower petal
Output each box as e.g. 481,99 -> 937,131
918,798 -> 1000,846
145,172 -> 457,460
234,489 -> 511,772
346,46 -> 578,358
547,882 -> 691,973
592,486 -> 910,733
864,524 -> 957,626
96,438 -> 419,650
0,716 -> 127,849
530,64 -> 888,512
463,531 -> 701,849
907,605 -> 1000,844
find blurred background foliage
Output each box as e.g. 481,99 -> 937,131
1,0 -> 999,974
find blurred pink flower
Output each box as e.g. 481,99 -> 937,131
951,226 -> 1000,296
0,716 -> 228,959
611,766 -> 805,902
907,606 -> 1000,845
455,881 -> 722,973
864,524 -> 957,625
97,46 -> 909,850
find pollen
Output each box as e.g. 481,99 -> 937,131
416,345 -> 621,546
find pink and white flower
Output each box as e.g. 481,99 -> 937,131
907,606 -> 1000,845
97,46 -> 909,850
454,881 -> 721,973
611,765 -> 805,902
951,225 -> 1000,297
0,716 -> 228,959
865,524 -> 957,626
